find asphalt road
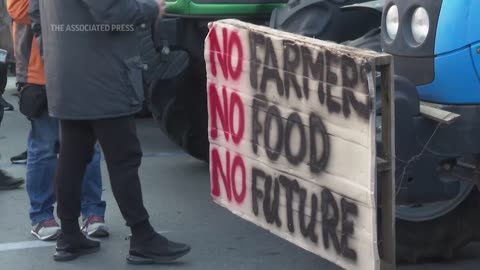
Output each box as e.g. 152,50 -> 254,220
1,77 -> 480,270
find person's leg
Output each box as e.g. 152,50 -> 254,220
53,119 -> 100,261
0,63 -> 7,95
0,62 -> 14,111
92,116 -> 190,264
26,112 -> 60,240
55,119 -> 95,228
0,65 -> 22,189
80,143 -> 108,237
93,116 -> 148,224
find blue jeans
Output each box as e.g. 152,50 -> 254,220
26,112 -> 106,225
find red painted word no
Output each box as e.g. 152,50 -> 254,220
211,148 -> 246,204
208,26 -> 243,81
208,84 -> 245,145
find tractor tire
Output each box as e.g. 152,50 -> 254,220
270,0 -> 381,43
152,76 -> 209,162
146,50 -> 209,162
396,189 -> 480,263
140,20 -> 210,162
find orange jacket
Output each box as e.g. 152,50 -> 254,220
7,0 -> 45,85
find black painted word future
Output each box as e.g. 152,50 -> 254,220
252,168 -> 359,261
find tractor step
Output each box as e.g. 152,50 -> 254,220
420,102 -> 461,124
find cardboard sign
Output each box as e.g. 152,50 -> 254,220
205,19 -> 380,270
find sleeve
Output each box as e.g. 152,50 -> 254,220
28,0 -> 41,44
6,0 -> 31,25
80,0 -> 158,26
28,0 -> 40,25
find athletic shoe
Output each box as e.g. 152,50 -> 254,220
0,96 -> 13,111
10,151 -> 27,164
0,170 -> 24,190
127,232 -> 191,265
31,218 -> 61,241
81,215 -> 109,238
53,232 -> 100,261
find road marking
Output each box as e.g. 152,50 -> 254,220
0,240 -> 55,252
0,152 -> 189,169
142,152 -> 187,158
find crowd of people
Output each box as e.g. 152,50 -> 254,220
0,0 -> 191,264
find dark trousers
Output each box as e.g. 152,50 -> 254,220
55,116 -> 149,227
0,62 -> 7,94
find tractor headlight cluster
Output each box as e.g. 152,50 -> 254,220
385,5 -> 399,41
411,7 -> 430,45
384,4 -> 431,46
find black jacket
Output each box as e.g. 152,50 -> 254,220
39,0 -> 158,119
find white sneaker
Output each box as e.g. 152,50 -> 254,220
82,215 -> 109,238
31,218 -> 61,241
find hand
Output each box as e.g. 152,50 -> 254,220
156,0 -> 166,17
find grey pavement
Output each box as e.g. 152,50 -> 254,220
1,77 -> 479,270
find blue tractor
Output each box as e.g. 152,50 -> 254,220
268,0 -> 480,263
380,0 -> 480,263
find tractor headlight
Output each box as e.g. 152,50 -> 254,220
411,7 -> 430,45
385,5 -> 399,41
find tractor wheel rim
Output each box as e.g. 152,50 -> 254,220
395,182 -> 474,222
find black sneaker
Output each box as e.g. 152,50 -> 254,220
0,96 -> 13,111
127,233 -> 191,265
0,170 -> 24,190
10,151 -> 27,164
53,232 -> 100,262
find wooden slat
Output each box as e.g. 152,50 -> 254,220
420,102 -> 460,124
378,61 -> 396,270
374,55 -> 392,66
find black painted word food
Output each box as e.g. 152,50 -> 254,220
252,94 -> 330,173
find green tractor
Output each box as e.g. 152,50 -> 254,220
143,0 -> 480,264
143,0 -> 382,162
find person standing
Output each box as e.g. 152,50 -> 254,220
0,102 -> 24,189
2,0 -> 28,164
7,0 -> 109,240
0,0 -> 24,189
0,0 -> 14,111
39,0 -> 191,264
0,64 -> 14,111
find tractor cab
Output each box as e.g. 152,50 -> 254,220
165,0 -> 287,17
382,0 -> 480,104
374,0 -> 480,262
378,0 -> 480,211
